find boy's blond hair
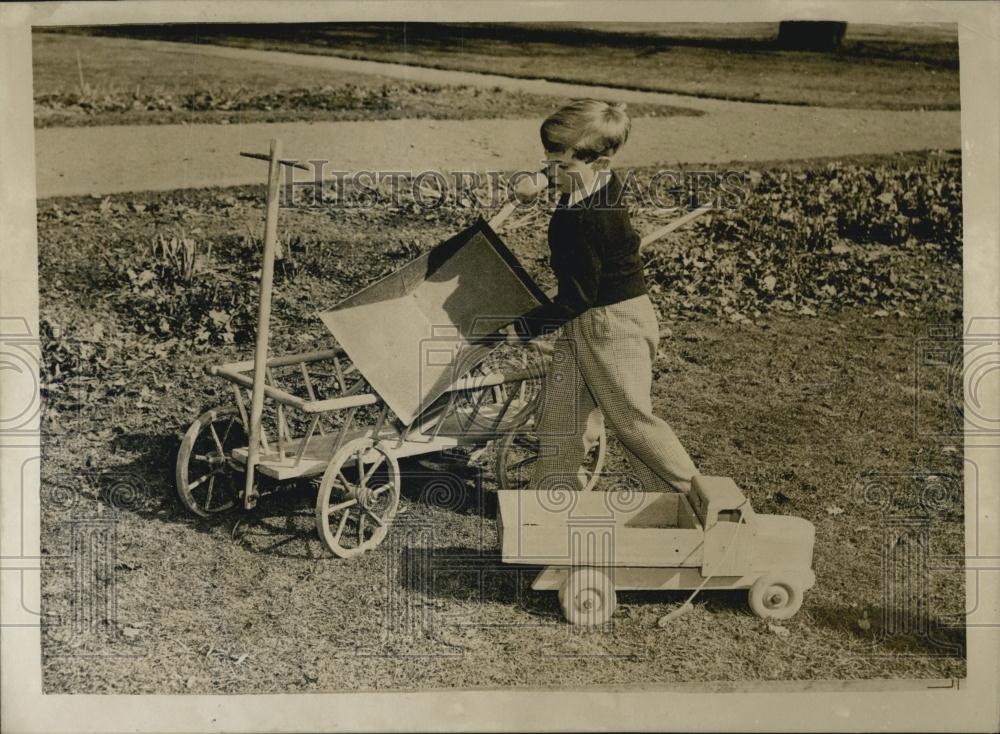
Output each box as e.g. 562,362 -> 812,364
540,99 -> 631,163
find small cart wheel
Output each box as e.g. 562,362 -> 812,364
315,438 -> 401,559
559,567 -> 617,626
494,424 -> 607,491
176,406 -> 247,517
748,574 -> 804,620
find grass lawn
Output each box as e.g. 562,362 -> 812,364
60,21 -> 961,110
37,152 -> 964,692
31,32 -> 699,128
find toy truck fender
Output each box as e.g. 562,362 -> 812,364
748,513 -> 817,590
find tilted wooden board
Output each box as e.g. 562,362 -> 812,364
319,220 -> 549,425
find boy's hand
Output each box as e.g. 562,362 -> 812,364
499,326 -> 553,356
528,336 -> 554,357
501,324 -> 522,346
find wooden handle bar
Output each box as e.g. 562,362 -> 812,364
488,201 -> 517,231
639,204 -> 713,248
240,151 -> 311,171
214,367 -> 309,410
207,348 -> 350,375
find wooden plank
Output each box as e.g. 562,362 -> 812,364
214,367 -> 308,410
231,384 -> 249,432
233,419 -> 467,478
304,392 -> 380,414
239,150 -> 311,171
208,348 -> 346,375
243,138 -> 284,508
232,422 -> 397,480
294,415 -> 321,469
299,363 -> 326,436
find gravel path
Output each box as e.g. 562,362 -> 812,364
33,39 -> 961,198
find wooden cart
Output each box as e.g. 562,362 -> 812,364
176,339 -> 611,557
175,139 -> 709,559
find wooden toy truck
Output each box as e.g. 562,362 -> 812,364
497,475 -> 816,625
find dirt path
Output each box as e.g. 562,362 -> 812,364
33,39 -> 960,198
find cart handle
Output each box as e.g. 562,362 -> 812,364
640,204 -> 712,248
207,347 -> 350,375
210,360 -> 545,415
488,201 -> 517,231
240,151 -> 311,171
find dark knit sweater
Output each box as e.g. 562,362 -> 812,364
517,170 -> 647,340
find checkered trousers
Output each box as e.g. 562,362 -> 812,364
530,294 -> 699,492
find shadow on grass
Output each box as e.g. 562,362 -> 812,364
399,544 -> 557,619
76,429 -> 324,552
86,430 -> 200,524
400,544 -> 757,624
87,440 -> 501,561
398,455 -> 498,515
808,601 -> 966,658
75,22 -> 959,69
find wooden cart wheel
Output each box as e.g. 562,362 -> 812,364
748,574 -> 804,620
560,567 -> 617,626
494,422 -> 607,491
315,438 -> 401,558
176,406 -> 247,517
451,351 -> 545,434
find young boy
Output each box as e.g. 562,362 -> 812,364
508,98 -> 700,494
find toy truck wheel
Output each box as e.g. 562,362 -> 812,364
560,568 -> 617,626
494,425 -> 607,491
315,438 -> 401,559
748,574 -> 804,620
176,406 -> 246,517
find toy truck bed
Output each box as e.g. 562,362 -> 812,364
497,489 -> 706,568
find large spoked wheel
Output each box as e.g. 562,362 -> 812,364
559,567 -> 617,626
315,438 -> 401,558
748,574 -> 804,620
176,406 -> 247,517
450,350 -> 546,435
494,423 -> 607,491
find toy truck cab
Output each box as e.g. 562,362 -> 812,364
688,476 -> 815,587
497,475 -> 816,625
687,474 -> 756,577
